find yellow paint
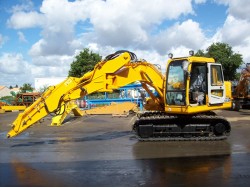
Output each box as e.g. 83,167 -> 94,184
1,106 -> 26,111
7,52 -> 232,138
51,101 -> 83,126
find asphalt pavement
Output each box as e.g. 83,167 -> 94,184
0,109 -> 250,186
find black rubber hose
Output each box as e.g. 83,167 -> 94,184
104,50 -> 137,62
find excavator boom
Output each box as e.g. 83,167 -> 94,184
7,51 -> 165,138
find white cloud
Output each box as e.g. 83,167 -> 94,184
0,53 -> 33,86
86,0 -> 194,48
0,52 -> 72,86
0,53 -> 29,74
8,0 -> 195,57
133,49 -> 169,73
31,64 -> 70,78
211,1 -> 250,63
8,0 -> 197,67
7,11 -> 45,29
8,0 -> 248,87
7,0 -> 89,57
219,15 -> 250,46
11,0 -> 34,13
226,0 -> 250,21
153,19 -> 207,54
17,31 -> 27,43
215,0 -> 250,21
27,0 -> 91,57
32,54 -> 73,66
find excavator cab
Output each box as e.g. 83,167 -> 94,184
164,55 -> 231,114
133,53 -> 232,141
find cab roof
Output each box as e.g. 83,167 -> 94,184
168,56 -> 215,63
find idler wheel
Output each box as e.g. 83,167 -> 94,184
214,123 -> 226,136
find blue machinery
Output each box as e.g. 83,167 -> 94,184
77,83 -> 146,110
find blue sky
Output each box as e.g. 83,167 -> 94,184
0,0 -> 250,88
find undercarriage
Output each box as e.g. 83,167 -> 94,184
133,111 -> 231,141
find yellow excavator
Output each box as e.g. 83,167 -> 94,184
7,50 -> 232,141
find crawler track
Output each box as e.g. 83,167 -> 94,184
133,111 -> 231,141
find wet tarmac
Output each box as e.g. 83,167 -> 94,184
0,109 -> 250,186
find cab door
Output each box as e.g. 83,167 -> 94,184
207,63 -> 225,104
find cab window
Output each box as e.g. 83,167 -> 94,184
210,65 -> 223,86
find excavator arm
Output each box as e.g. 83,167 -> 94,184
7,51 -> 165,138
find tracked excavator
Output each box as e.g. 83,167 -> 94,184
232,63 -> 250,111
7,50 -> 232,141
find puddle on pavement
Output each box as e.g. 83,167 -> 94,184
132,140 -> 232,159
10,131 -> 132,147
1,153 -> 250,186
0,160 -> 65,186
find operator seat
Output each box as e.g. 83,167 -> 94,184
190,66 -> 205,105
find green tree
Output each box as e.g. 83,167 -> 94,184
20,83 -> 33,93
38,85 -> 49,93
195,49 -> 206,57
0,96 -> 14,105
195,42 -> 243,80
68,48 -> 102,77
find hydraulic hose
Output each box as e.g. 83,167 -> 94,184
104,50 -> 138,62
